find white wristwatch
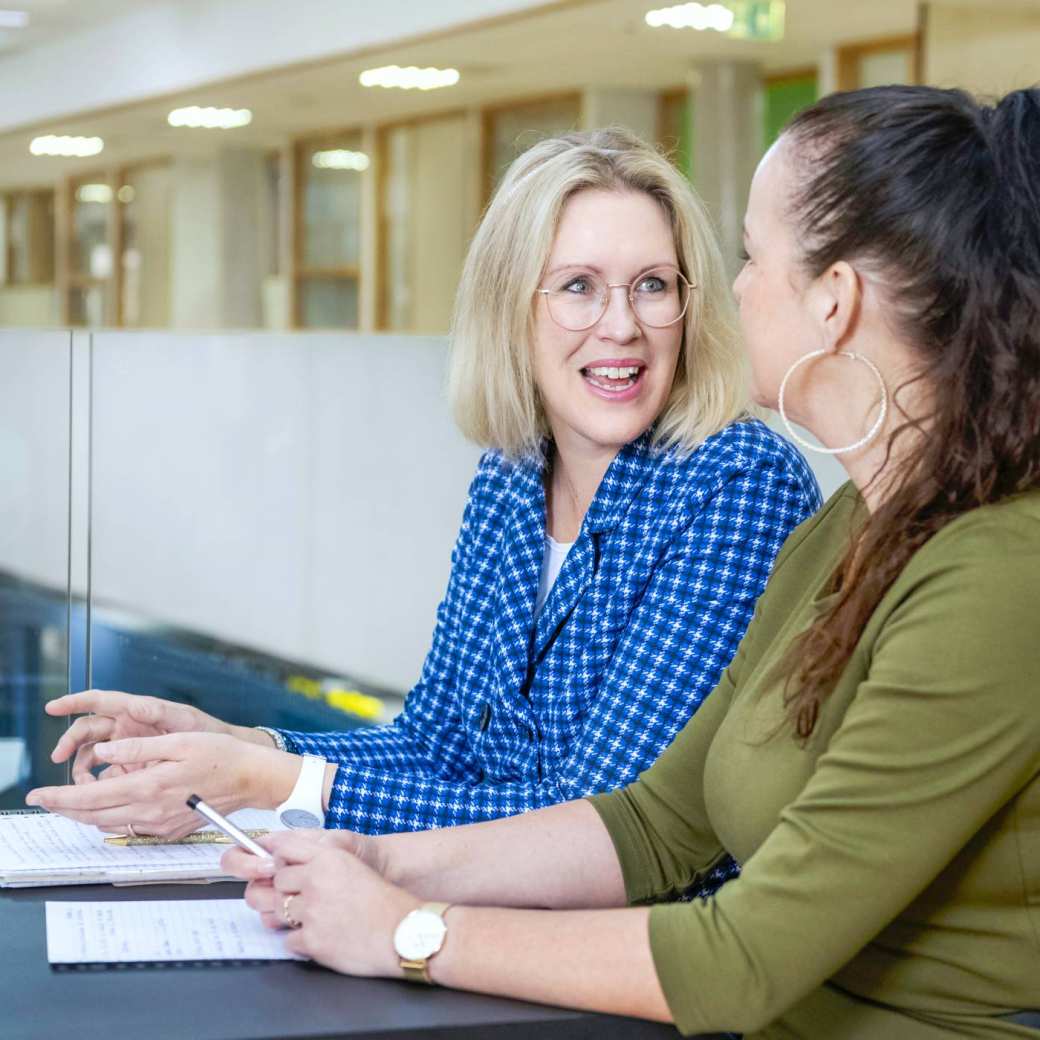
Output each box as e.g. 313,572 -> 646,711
275,754 -> 327,828
393,902 -> 452,984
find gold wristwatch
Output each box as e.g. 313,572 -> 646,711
393,901 -> 452,984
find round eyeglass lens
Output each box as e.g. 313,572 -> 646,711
543,267 -> 689,331
630,268 -> 689,328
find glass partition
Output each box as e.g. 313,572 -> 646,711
88,331 -> 482,739
0,330 -> 73,806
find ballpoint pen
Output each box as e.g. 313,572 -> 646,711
104,828 -> 269,847
186,795 -> 274,859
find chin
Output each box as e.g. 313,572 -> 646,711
581,414 -> 655,451
749,381 -> 778,411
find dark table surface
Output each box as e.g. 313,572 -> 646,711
0,881 -> 709,1040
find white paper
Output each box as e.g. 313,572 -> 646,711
45,899 -> 301,963
0,809 -> 281,884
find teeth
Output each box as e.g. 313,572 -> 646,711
586,365 -> 641,378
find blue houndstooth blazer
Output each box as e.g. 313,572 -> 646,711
279,418 -> 821,845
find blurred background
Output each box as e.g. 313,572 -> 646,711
1,0 -> 1037,803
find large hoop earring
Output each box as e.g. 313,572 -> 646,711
777,349 -> 888,456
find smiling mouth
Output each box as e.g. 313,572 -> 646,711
581,364 -> 644,393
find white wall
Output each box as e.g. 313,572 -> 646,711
0,331 -> 71,592
83,333 -> 481,694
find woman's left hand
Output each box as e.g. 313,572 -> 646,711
243,831 -> 421,977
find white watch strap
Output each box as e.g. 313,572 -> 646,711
276,754 -> 327,828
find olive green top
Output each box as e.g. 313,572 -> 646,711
590,484 -> 1040,1039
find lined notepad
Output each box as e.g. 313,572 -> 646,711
0,809 -> 281,887
45,899 -> 301,964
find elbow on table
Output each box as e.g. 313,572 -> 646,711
670,970 -> 803,1037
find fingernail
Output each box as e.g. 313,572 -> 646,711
258,860 -> 275,876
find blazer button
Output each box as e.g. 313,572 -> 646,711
478,703 -> 492,731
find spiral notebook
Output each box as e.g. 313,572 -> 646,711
0,809 -> 282,888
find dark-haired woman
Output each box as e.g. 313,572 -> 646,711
226,85 -> 1040,1039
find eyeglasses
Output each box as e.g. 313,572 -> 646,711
535,266 -> 694,332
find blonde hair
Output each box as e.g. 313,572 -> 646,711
449,127 -> 748,458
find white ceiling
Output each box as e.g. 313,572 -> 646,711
0,0 -> 154,54
0,0 -> 927,187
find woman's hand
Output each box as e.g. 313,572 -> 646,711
25,733 -> 301,839
44,690 -> 255,785
223,828 -> 387,885
237,831 -> 419,977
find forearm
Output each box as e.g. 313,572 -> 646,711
228,723 -> 278,748
381,799 -> 626,909
429,904 -> 669,1024
226,727 -> 340,813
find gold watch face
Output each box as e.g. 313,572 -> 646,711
394,909 -> 447,961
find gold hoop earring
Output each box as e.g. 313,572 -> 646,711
777,349 -> 888,456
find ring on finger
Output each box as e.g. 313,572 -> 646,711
126,823 -> 139,839
283,894 -> 302,929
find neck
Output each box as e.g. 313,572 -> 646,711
798,359 -> 925,513
546,429 -> 620,541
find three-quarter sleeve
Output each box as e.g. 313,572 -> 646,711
634,536 -> 1040,1035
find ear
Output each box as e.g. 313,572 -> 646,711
806,261 -> 861,353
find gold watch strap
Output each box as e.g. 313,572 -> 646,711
399,902 -> 452,985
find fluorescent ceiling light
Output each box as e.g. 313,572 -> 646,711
75,183 -> 112,204
645,2 -> 735,32
359,65 -> 460,91
167,106 -> 253,129
312,149 -> 370,171
30,135 -> 104,158
0,10 -> 29,28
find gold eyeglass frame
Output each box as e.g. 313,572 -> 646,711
535,266 -> 696,331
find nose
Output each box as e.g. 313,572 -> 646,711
596,284 -> 639,342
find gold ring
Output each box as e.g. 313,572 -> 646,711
126,823 -> 138,839
282,894 -> 302,929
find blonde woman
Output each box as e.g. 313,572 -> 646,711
30,130 -> 819,868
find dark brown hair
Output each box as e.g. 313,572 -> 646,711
780,85 -> 1040,737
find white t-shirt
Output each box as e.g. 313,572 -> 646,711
534,534 -> 574,618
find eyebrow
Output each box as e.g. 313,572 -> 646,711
545,261 -> 678,277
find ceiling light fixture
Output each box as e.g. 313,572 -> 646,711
75,183 -> 113,204
0,9 -> 29,28
30,135 -> 104,158
167,106 -> 253,129
646,1 -> 785,39
311,149 -> 370,171
645,2 -> 735,32
359,65 -> 460,91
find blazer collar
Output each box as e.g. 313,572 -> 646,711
580,429 -> 661,535
526,429 -> 663,664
